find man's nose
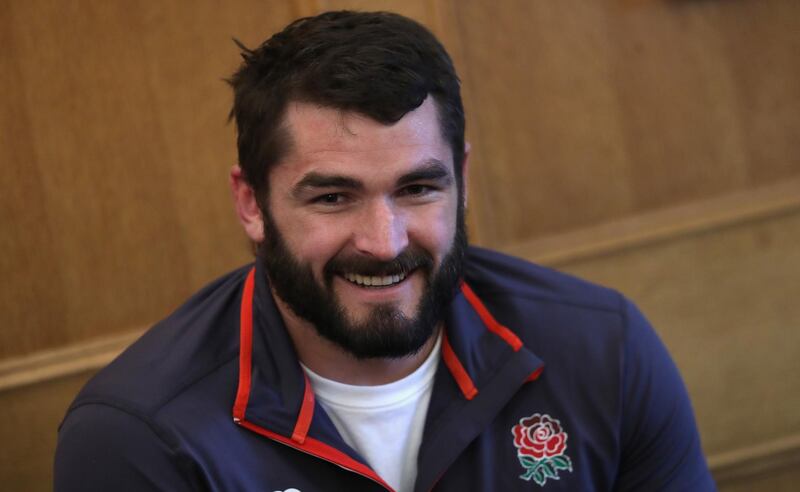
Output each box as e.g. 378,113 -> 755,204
353,199 -> 409,260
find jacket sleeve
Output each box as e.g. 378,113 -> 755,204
54,403 -> 204,491
613,299 -> 717,491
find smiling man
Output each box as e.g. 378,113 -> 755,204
55,11 -> 715,492
241,99 -> 466,379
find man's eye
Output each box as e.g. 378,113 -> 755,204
402,184 -> 434,196
313,193 -> 345,204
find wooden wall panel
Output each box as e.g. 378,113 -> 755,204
715,0 -> 800,184
0,1 -> 297,358
454,0 -> 636,245
548,209 -> 800,455
3,2 -> 192,358
0,2 -> 69,360
450,0 -> 800,247
606,1 -> 750,208
0,371 -> 90,492
718,466 -> 800,492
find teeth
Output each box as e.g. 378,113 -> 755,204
343,271 -> 407,287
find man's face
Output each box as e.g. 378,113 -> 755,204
259,97 -> 466,359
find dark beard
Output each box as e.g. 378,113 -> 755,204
258,206 -> 467,360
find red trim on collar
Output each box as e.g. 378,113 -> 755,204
291,372 -> 315,444
442,331 -> 478,400
238,419 -> 395,492
232,268 -> 391,489
232,267 -> 256,422
526,366 -> 544,382
461,282 -> 523,351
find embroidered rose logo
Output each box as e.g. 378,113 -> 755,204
511,413 -> 573,486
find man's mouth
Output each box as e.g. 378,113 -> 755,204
342,271 -> 409,288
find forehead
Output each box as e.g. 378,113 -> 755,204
275,97 -> 452,180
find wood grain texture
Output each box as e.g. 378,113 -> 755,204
0,329 -> 142,392
454,0 -> 636,245
606,0 -> 750,209
717,461 -> 800,492
0,1 -> 69,359
504,177 -> 800,267
451,0 -> 800,247
0,371 -> 90,492
714,0 -> 800,185
0,1 -> 296,358
711,434 -> 800,486
555,209 -> 800,456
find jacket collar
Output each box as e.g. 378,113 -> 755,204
232,258 -> 545,489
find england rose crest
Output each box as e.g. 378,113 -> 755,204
511,413 -> 573,486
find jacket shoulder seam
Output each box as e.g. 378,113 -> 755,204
153,352 -> 240,413
66,399 -> 177,449
471,287 -> 625,316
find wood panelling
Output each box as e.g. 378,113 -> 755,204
451,0 -> 800,247
504,177 -> 800,267
5,1 -> 193,357
0,371 -> 90,492
711,434 -> 800,486
608,1 -> 751,208
717,460 -> 800,492
715,0 -> 800,184
0,1 -> 297,358
717,464 -> 800,492
455,0 -> 636,245
0,1 -> 68,361
548,208 -> 800,455
0,329 -> 141,392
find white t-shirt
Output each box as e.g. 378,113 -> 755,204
302,334 -> 441,492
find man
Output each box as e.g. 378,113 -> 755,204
55,11 -> 715,491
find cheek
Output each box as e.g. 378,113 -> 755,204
293,223 -> 347,268
269,206 -> 349,274
409,204 -> 458,258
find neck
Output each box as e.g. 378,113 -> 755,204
273,292 -> 440,386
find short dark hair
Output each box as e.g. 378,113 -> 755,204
228,11 -> 465,201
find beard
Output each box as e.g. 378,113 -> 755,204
258,205 -> 467,360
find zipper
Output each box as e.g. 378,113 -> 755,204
235,418 -> 395,492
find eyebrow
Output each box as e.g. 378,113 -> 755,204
291,173 -> 364,199
396,159 -> 453,187
291,158 -> 453,199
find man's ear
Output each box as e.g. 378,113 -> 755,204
461,142 -> 471,209
230,165 -> 265,243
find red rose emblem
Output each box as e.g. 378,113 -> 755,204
512,413 -> 568,459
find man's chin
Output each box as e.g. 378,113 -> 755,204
339,303 -> 417,329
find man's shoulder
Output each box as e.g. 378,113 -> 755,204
464,246 -> 622,314
66,263 -> 253,419
463,246 -> 633,355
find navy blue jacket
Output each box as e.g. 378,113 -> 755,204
54,247 -> 715,491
